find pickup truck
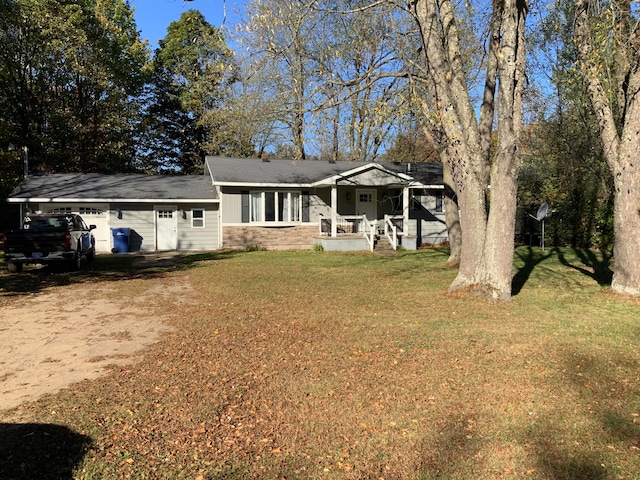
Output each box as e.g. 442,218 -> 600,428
2,213 -> 96,273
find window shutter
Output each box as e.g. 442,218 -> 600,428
302,192 -> 310,222
241,191 -> 250,223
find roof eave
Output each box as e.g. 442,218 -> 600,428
215,182 -> 312,188
7,197 -> 219,203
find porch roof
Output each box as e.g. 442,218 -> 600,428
205,156 -> 443,188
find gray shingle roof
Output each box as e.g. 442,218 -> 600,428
7,173 -> 217,202
6,159 -> 443,203
205,156 -> 443,186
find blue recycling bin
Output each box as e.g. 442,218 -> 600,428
111,227 -> 130,253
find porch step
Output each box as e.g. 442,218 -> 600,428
374,237 -> 396,255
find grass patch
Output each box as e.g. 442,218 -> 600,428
1,247 -> 640,479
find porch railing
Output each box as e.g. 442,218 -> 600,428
320,215 -> 369,235
319,215 -> 376,251
384,215 -> 404,251
362,215 -> 375,251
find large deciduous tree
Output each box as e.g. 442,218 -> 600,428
237,0 -> 317,159
237,0 -> 408,160
407,0 -> 528,300
573,0 -> 640,295
0,0 -> 149,175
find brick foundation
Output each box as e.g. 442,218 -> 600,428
223,224 -> 319,250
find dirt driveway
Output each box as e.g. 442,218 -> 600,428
0,257 -> 190,412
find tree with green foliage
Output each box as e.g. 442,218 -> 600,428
518,0 -> 614,251
0,0 -> 149,177
139,9 -> 252,173
573,0 -> 640,295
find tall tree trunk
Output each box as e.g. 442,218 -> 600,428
574,0 -> 640,295
442,156 -> 461,264
449,168 -> 487,290
412,0 -> 527,300
480,0 -> 526,300
611,165 -> 640,295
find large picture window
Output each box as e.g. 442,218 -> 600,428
250,191 -> 302,223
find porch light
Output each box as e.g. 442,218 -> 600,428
116,208 -> 123,219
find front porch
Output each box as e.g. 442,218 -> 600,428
311,168 -> 417,250
314,214 -> 417,252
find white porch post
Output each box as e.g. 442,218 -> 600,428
403,186 -> 410,232
331,185 -> 338,237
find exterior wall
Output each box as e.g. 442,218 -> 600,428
176,204 -> 220,251
27,202 -> 220,253
408,190 -> 448,245
110,203 -> 219,252
221,190 -> 243,223
219,186 -> 449,250
109,203 -> 156,251
335,168 -> 406,187
310,189 -> 331,219
223,224 -> 318,250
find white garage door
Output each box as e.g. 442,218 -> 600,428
45,204 -> 110,252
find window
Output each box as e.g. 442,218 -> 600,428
359,192 -> 373,203
435,194 -> 444,213
192,209 -> 205,228
79,207 -> 103,215
249,191 -> 302,223
48,207 -> 72,214
158,210 -> 173,219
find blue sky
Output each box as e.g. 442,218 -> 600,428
131,0 -> 245,50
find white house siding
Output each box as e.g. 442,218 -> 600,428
176,204 -> 219,250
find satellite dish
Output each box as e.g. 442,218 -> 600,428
536,202 -> 549,221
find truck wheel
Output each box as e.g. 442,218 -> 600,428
7,261 -> 23,274
86,243 -> 96,262
72,248 -> 83,271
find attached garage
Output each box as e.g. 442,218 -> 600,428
6,174 -> 220,253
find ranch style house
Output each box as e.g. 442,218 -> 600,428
5,156 -> 447,253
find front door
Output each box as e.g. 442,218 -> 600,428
356,189 -> 377,221
156,207 -> 177,250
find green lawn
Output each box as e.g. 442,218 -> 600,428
1,247 -> 639,479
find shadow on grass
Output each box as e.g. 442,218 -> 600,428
0,423 -> 92,480
512,247 -> 613,296
511,246 -> 557,296
0,250 -> 237,299
557,249 -> 613,286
